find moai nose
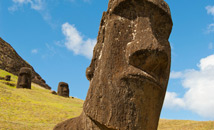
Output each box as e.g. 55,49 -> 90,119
128,49 -> 168,79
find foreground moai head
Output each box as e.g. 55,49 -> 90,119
5,75 -> 11,81
16,67 -> 32,89
54,0 -> 172,129
57,82 -> 69,97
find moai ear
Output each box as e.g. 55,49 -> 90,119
86,67 -> 94,81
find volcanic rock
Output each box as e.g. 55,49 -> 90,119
54,0 -> 173,129
0,37 -> 51,89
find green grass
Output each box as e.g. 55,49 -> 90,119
0,69 -> 214,130
0,69 -> 83,130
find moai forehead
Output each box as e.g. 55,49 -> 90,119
108,0 -> 172,17
59,82 -> 69,88
19,67 -> 32,76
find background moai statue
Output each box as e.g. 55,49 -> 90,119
54,0 -> 173,129
5,75 -> 11,81
57,82 -> 69,97
51,90 -> 57,95
16,67 -> 32,89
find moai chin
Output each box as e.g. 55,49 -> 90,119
57,82 -> 69,97
16,67 -> 32,89
54,0 -> 173,129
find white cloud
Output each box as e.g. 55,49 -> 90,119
170,71 -> 183,79
164,92 -> 185,109
197,55 -> 214,70
9,0 -> 44,11
31,49 -> 38,54
205,6 -> 214,33
8,0 -> 56,28
164,54 -> 214,119
206,5 -> 214,16
62,22 -> 96,59
207,23 -> 214,33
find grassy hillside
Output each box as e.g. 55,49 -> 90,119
0,69 -> 83,130
158,119 -> 214,130
0,69 -> 214,130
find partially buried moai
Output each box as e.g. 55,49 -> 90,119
57,82 -> 69,97
5,75 -> 11,81
16,67 -> 32,89
54,0 -> 173,130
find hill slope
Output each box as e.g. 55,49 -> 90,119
0,37 -> 51,89
0,69 -> 213,130
0,69 -> 83,130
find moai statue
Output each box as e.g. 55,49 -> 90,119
16,67 -> 32,89
5,75 -> 11,81
51,90 -> 57,95
54,0 -> 173,129
57,82 -> 69,97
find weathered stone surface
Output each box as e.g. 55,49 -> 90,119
57,82 -> 69,97
0,38 -> 51,89
5,75 -> 11,81
16,67 -> 32,89
54,0 -> 172,129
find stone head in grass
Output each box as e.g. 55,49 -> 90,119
54,0 -> 172,129
5,75 -> 11,81
16,67 -> 32,89
57,82 -> 69,97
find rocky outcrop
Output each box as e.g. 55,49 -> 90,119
54,0 -> 173,129
0,37 -> 51,89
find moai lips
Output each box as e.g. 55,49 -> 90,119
54,0 -> 172,130
16,67 -> 32,89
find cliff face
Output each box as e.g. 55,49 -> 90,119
0,37 -> 51,89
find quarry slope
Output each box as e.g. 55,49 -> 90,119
0,37 -> 50,89
0,69 -> 83,130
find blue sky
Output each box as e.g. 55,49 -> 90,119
0,0 -> 214,121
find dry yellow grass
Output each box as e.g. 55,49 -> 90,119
0,69 -> 214,130
158,119 -> 214,130
0,69 -> 83,130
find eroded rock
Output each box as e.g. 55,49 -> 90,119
54,0 -> 172,129
16,67 -> 32,89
